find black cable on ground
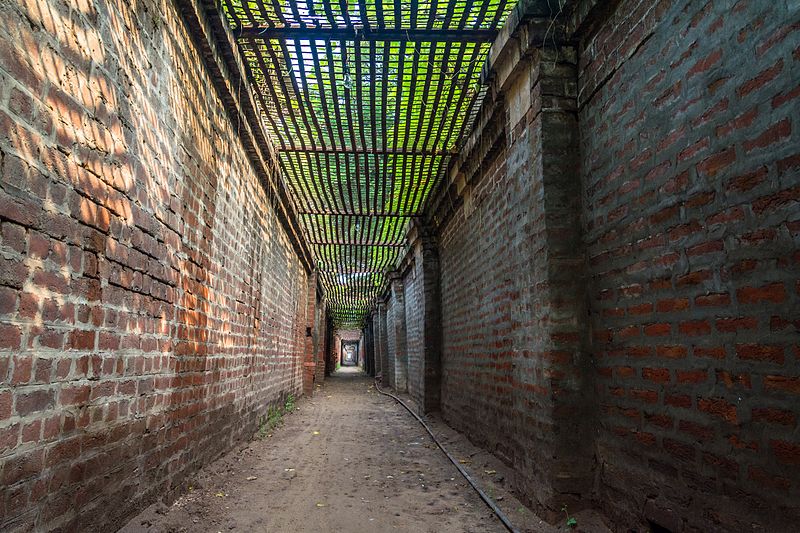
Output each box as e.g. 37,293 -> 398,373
374,379 -> 521,533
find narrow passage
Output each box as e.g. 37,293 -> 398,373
121,370 -> 508,532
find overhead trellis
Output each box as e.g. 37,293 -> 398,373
220,0 -> 517,328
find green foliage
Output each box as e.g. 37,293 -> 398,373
256,415 -> 270,439
255,396 -> 296,439
562,505 -> 577,529
267,406 -> 282,428
222,0 -> 518,328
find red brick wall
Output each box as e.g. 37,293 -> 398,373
579,0 -> 800,529
0,0 -> 308,529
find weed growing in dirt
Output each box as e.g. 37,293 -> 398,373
268,406 -> 283,428
562,505 -> 577,529
256,415 -> 270,439
256,397 -> 296,439
284,394 -> 295,412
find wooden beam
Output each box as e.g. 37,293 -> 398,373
235,26 -> 499,42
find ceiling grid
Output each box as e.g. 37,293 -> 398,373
220,0 -> 516,327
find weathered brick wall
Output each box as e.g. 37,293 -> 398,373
579,0 -> 800,530
400,236 -> 444,412
303,274 -> 318,395
314,298 -> 327,383
440,135 -> 530,461
385,278 -> 406,390
403,258 -> 423,400
370,309 -> 381,376
437,51 -> 594,513
0,0 -> 309,529
376,301 -> 389,380
384,297 -> 395,385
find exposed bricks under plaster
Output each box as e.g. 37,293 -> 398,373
0,0 -> 311,529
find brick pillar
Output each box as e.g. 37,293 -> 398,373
372,308 -> 382,378
333,332 -> 341,373
417,227 -> 442,413
323,312 -> 333,376
386,271 -> 407,391
364,318 -> 375,376
314,302 -> 327,384
526,46 -> 595,505
302,272 -> 317,396
376,300 -> 389,384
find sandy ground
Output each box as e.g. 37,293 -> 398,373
120,368 -> 609,533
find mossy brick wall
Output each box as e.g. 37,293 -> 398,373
580,0 -> 800,530
0,0 -> 308,530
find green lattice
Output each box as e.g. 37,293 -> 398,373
221,0 -> 517,327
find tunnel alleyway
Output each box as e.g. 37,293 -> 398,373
1,0 -> 798,530
121,371 -> 517,533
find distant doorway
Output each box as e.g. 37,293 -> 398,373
341,341 -> 359,366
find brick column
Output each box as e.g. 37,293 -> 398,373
365,318 -> 376,376
372,308 -> 382,378
314,303 -> 327,384
417,227 -> 442,413
332,332 -> 341,373
376,299 -> 389,384
386,271 -> 408,391
526,46 -> 595,504
302,272 -> 317,396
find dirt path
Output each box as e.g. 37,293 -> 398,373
122,369 -> 510,532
